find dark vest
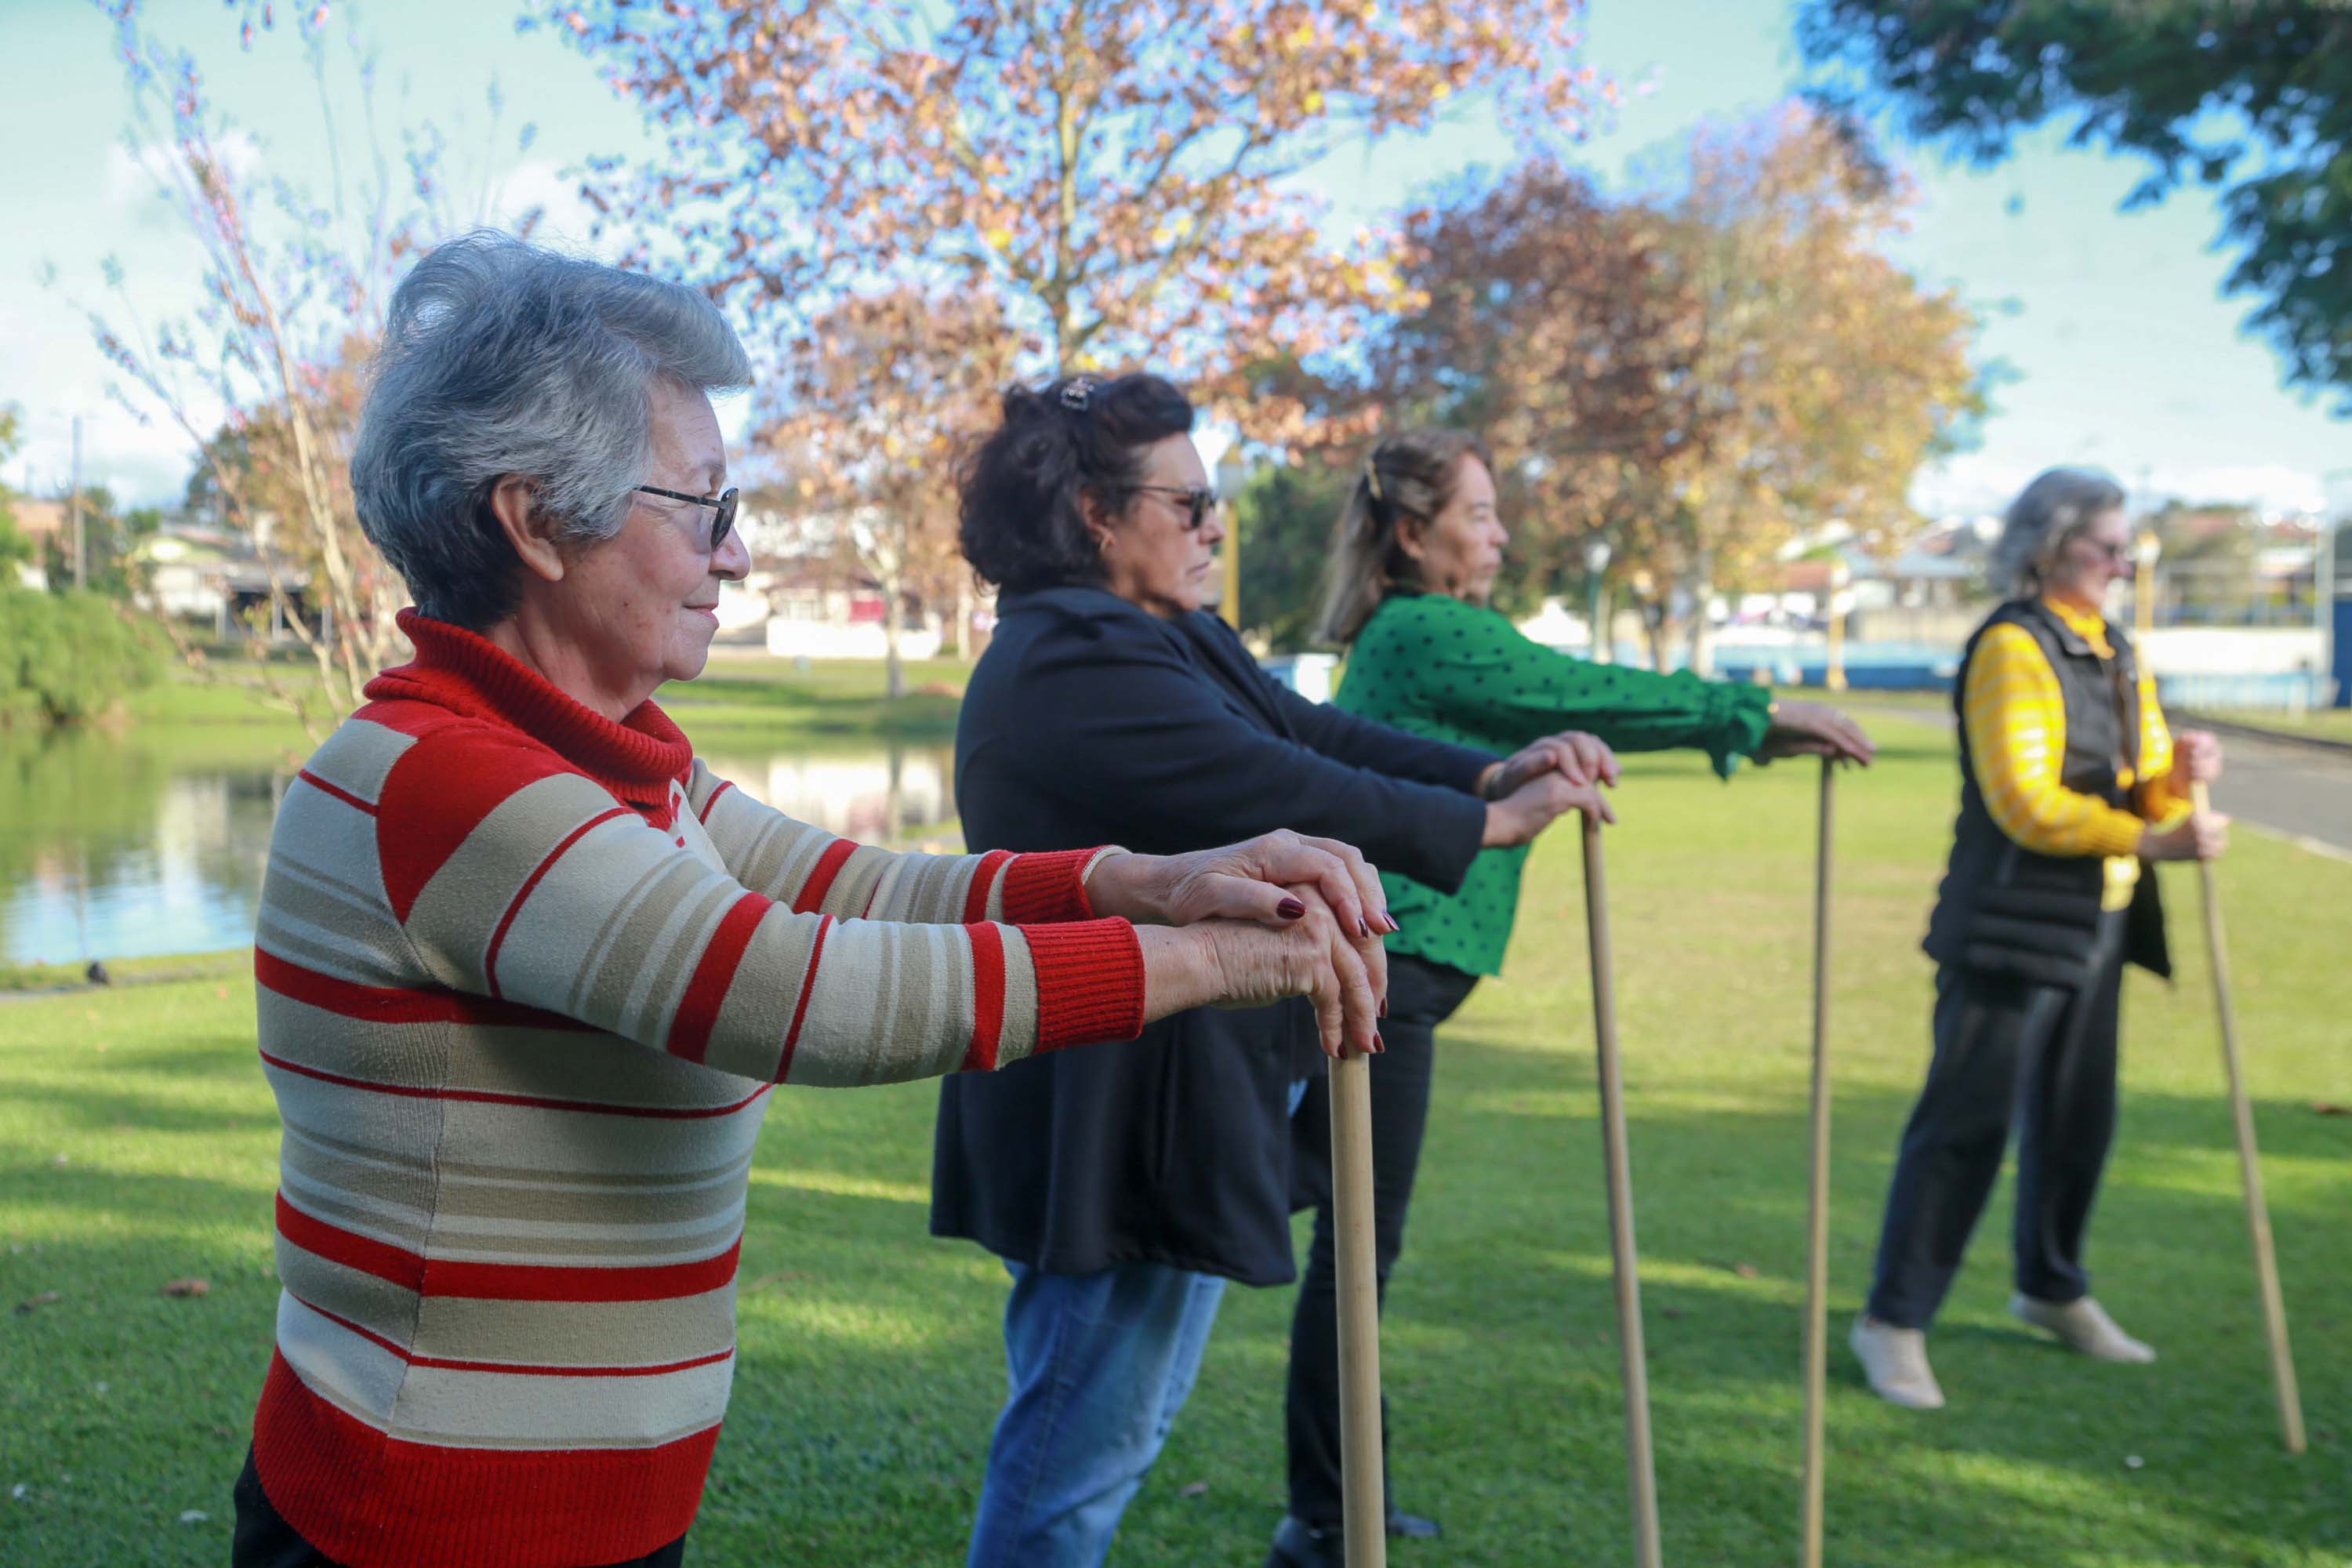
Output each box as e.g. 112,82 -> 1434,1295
1922,599 -> 2169,988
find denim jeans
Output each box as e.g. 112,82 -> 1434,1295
964,1258 -> 1229,1567
965,1080 -> 1310,1568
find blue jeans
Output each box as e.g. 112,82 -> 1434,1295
964,1259 -> 1229,1567
966,1080 -> 1309,1567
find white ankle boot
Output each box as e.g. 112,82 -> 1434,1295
2011,1294 -> 2156,1363
1850,1314 -> 1946,1410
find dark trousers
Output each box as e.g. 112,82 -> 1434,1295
1867,910 -> 2128,1330
1283,953 -> 1481,1526
231,1447 -> 689,1568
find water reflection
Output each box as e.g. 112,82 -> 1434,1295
0,731 -> 956,966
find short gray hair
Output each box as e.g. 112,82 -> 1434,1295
1988,466 -> 2127,600
352,231 -> 753,629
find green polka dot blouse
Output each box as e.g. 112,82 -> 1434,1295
1334,591 -> 1773,977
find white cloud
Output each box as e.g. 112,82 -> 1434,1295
103,129 -> 264,212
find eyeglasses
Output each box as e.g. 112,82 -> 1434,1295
1133,485 -> 1222,531
2077,538 -> 2132,564
636,485 -> 739,553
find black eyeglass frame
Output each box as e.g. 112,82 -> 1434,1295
1131,484 -> 1222,531
636,484 -> 741,553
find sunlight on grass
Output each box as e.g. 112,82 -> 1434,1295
747,1167 -> 933,1205
2,711 -> 2347,1566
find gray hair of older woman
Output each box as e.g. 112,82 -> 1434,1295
1987,466 -> 2129,601
351,231 -> 753,630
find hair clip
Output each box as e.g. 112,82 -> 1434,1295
1059,376 -> 1098,412
1364,456 -> 1386,504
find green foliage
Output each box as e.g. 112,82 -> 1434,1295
0,404 -> 27,575
33,485 -> 152,600
1801,0 -> 2352,409
1232,459 -> 1356,652
0,588 -> 164,728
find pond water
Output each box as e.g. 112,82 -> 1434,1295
0,729 -> 958,967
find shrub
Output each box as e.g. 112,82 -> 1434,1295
0,589 -> 165,728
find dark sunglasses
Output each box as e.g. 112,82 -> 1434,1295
1133,484 -> 1221,531
2078,537 -> 2132,564
636,485 -> 739,553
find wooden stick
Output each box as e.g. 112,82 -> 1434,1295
1328,1047 -> 1389,1566
1800,760 -> 1835,1567
1582,810 -> 1664,1568
2190,781 -> 2307,1454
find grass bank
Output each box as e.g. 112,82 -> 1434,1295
2211,709 -> 2352,746
2,710 -> 2346,1566
119,652 -> 971,743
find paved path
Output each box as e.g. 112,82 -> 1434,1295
2201,729 -> 2352,862
1847,701 -> 2352,861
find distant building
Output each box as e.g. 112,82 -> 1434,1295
131,524 -> 318,640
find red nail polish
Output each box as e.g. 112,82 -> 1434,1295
1277,897 -> 1307,920
1378,996 -> 1389,1018
1383,912 -> 1401,934
1374,1030 -> 1387,1053
1357,917 -> 1371,938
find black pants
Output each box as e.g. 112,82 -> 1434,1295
1284,953 -> 1482,1526
231,1447 -> 689,1568
1867,910 -> 2128,1330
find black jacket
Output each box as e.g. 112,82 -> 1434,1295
929,586 -> 1494,1284
1923,598 -> 2169,988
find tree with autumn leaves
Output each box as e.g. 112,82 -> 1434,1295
754,286 -> 1021,696
78,1 -> 543,735
546,0 -> 1616,662
1369,105 -> 1986,670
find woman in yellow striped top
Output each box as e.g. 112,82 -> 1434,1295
1850,468 -> 2227,1413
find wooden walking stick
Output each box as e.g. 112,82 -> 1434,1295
2190,781 -> 2306,1454
1328,1045 -> 1388,1567
1800,759 -> 1835,1567
1581,808 -> 1664,1568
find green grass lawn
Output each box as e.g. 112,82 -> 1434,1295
2,710 -> 2347,1566
118,652 -> 970,742
2219,709 -> 2352,746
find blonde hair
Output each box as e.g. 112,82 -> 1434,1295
1315,429 -> 1493,645
1989,466 -> 2127,600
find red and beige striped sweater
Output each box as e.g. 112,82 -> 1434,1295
249,612 -> 1145,1567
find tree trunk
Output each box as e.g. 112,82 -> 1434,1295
1684,561 -> 1716,678
883,565 -> 907,701
1642,599 -> 1676,673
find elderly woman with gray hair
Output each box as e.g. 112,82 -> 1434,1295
1850,466 -> 2228,1414
229,233 -> 1392,1568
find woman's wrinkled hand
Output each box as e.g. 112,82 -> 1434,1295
1482,768 -> 1614,848
1481,731 -> 1621,797
2140,809 -> 2229,862
1135,880 -> 1385,1059
1085,831 -> 1395,938
2172,728 -> 2224,786
1756,700 -> 1876,766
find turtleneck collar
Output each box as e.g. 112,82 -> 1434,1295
2039,593 -> 2115,659
366,608 -> 694,797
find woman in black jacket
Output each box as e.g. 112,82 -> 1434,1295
932,372 -> 1611,1567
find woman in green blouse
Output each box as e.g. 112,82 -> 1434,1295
1267,429 -> 1873,1567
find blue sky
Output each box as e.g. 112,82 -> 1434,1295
2,0 -> 2345,519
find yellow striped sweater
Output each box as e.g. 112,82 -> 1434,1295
1962,597 -> 2190,909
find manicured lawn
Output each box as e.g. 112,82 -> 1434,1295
118,652 -> 971,742
2,710 -> 2346,1566
2226,709 -> 2352,746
